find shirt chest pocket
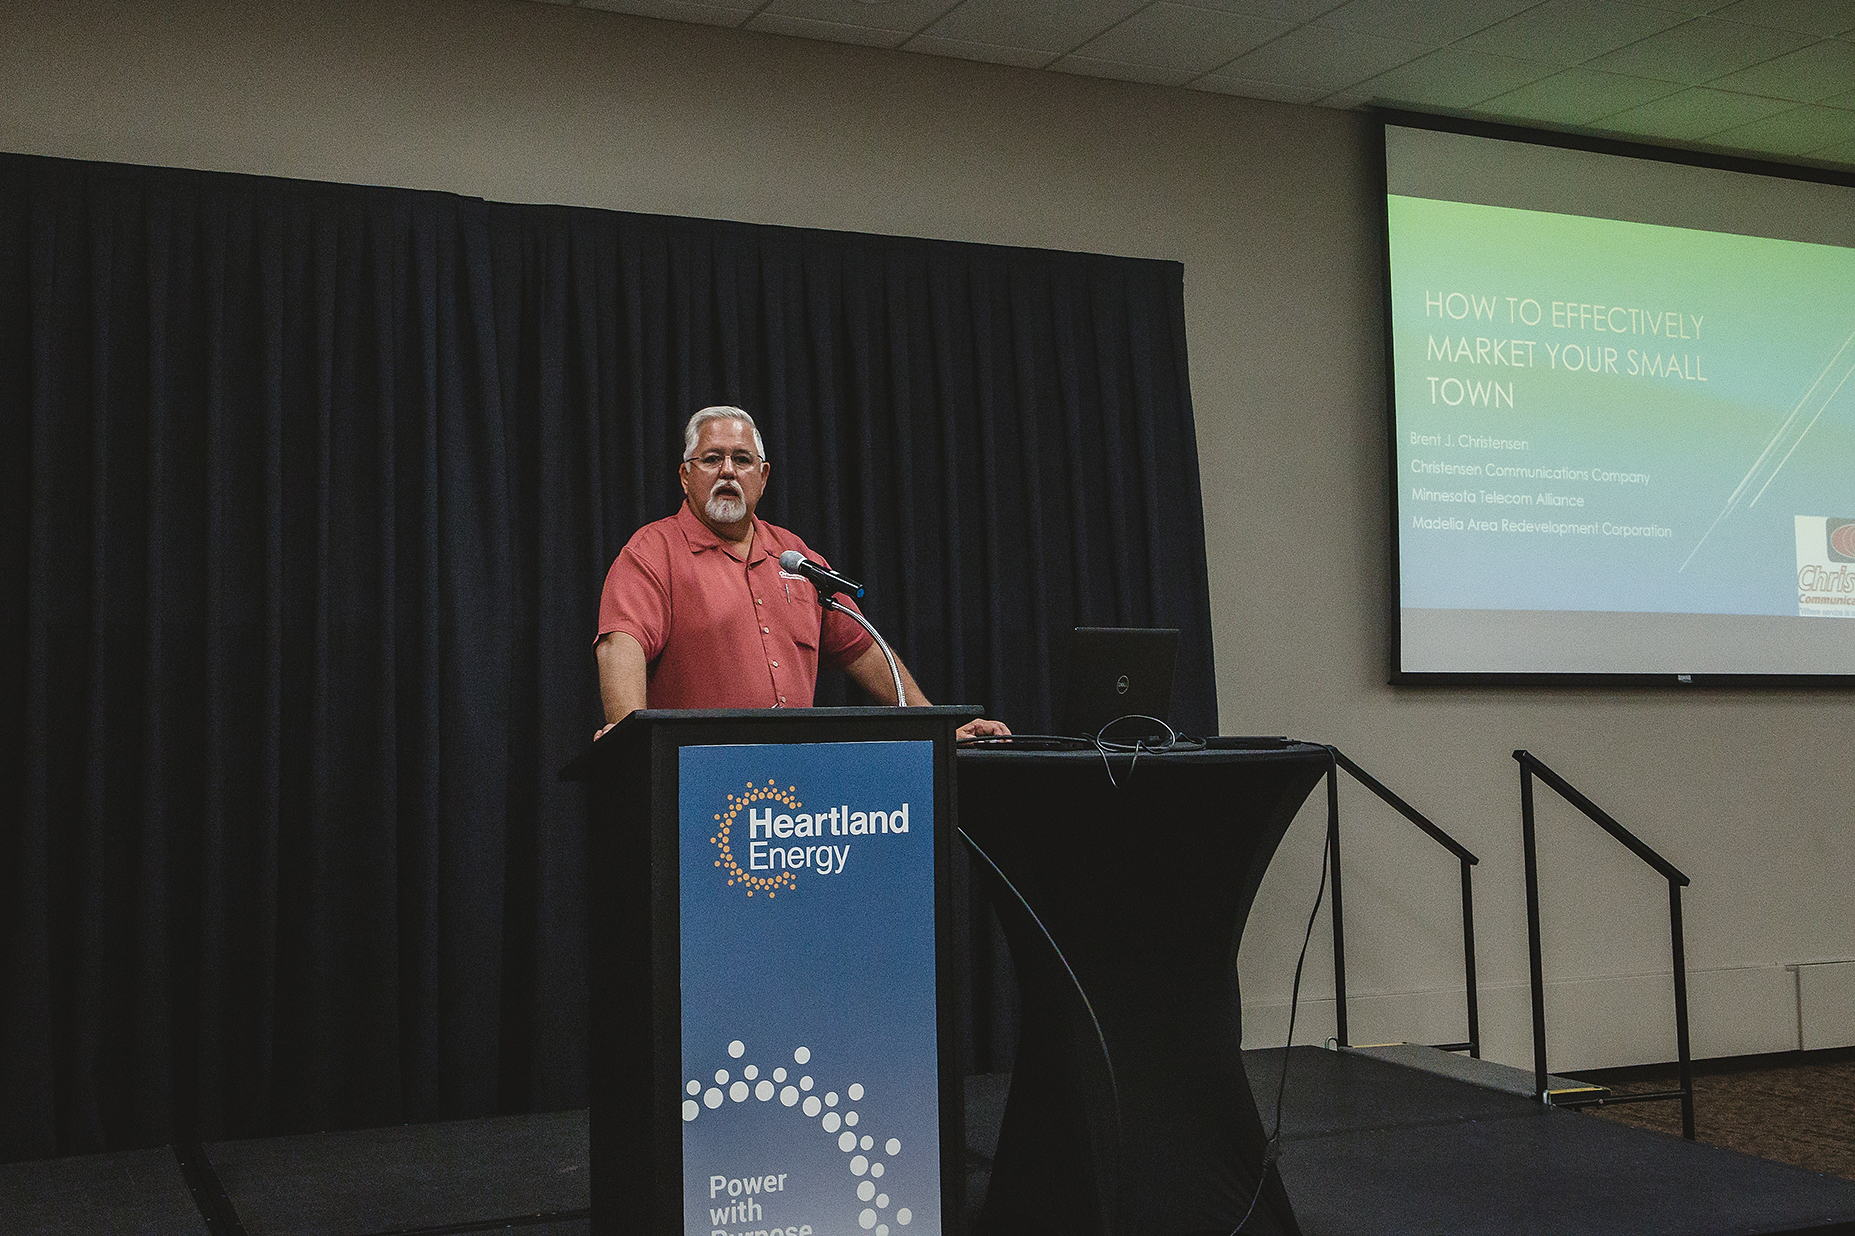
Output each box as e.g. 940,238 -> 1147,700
780,584 -> 820,651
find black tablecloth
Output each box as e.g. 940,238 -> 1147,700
957,743 -> 1329,1236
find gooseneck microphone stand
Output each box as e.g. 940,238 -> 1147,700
818,593 -> 907,707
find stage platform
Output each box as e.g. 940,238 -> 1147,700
1251,1047 -> 1855,1236
9,1047 -> 1855,1235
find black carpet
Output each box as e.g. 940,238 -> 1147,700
1581,1053 -> 1855,1183
12,1054 -> 1855,1234
1256,1047 -> 1855,1236
206,1110 -> 588,1236
1,1146 -> 206,1236
1244,1046 -> 1526,1139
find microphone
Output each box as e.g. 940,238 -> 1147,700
778,549 -> 865,598
782,549 -> 904,704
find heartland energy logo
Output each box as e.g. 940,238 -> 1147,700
710,779 -> 914,898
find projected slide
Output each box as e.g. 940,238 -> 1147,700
1386,123 -> 1855,678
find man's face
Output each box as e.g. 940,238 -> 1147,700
680,418 -> 768,532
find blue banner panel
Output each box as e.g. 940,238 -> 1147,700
679,740 -> 942,1236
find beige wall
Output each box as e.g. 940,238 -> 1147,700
6,0 -> 1850,1071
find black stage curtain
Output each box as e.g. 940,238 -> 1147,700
0,152 -> 1216,1161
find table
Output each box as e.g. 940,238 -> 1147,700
957,742 -> 1329,1236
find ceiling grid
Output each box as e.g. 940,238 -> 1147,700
539,0 -> 1855,168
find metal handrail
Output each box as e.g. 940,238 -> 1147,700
1326,747 -> 1482,1059
1514,750 -> 1695,1139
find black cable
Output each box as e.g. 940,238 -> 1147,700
1093,714 -> 1165,786
954,720 -> 1208,784
1230,820 -> 1333,1234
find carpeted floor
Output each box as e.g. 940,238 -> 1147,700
1577,1055 -> 1855,1182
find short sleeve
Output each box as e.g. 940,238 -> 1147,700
820,602 -> 876,669
597,535 -> 674,659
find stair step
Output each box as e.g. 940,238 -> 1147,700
1344,1042 -> 1610,1106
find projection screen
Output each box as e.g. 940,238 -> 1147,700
1384,117 -> 1855,683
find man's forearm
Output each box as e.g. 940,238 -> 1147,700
844,642 -> 930,706
595,631 -> 650,726
842,639 -> 1011,739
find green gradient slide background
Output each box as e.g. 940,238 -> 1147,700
1389,193 -> 1855,616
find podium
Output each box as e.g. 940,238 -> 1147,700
563,707 -> 976,1236
957,743 -> 1329,1236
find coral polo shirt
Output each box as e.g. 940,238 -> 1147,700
597,503 -> 875,709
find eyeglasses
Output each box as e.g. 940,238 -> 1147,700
686,450 -> 764,471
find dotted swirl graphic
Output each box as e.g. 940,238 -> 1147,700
685,1039 -> 915,1233
712,780 -> 802,898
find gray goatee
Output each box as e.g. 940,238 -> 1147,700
705,490 -> 747,524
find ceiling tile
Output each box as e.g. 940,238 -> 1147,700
1479,66 -> 1687,122
1211,23 -> 1430,91
1627,0 -> 1739,11
1190,73 -> 1332,102
1050,53 -> 1199,85
1584,16 -> 1813,82
744,12 -> 913,46
759,0 -> 965,35
1708,102 -> 1855,152
1179,0 -> 1358,19
1454,0 -> 1690,66
1708,38 -> 1855,101
1345,46 -> 1559,108
921,0 -> 1148,54
1809,135 -> 1855,161
580,0 -> 754,22
1317,86 -> 1378,107
1708,0 -> 1855,36
1314,0 -> 1543,45
901,33 -> 1055,66
1072,4 -> 1294,74
1595,84 -> 1796,136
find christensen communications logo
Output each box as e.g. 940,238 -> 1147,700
1796,516 -> 1855,617
709,779 -> 913,898
1830,518 -> 1855,563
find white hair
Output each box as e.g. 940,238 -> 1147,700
683,405 -> 767,462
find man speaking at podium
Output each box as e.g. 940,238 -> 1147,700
594,405 -> 1008,742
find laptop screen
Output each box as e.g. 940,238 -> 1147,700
1059,627 -> 1180,737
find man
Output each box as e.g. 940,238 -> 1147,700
595,406 -> 1009,741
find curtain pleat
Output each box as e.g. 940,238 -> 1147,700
0,153 -> 1214,1160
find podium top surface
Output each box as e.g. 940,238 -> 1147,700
617,705 -> 980,726
559,705 -> 984,781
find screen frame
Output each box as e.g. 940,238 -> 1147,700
1376,107 -> 1855,690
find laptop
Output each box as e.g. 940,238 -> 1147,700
1060,627 -> 1180,738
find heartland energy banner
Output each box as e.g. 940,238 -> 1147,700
678,740 -> 940,1236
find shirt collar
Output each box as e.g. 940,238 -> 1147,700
676,500 -> 774,565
